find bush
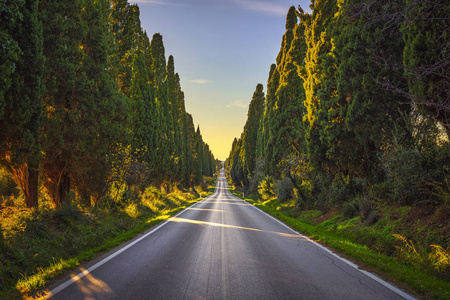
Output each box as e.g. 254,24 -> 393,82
0,168 -> 18,199
378,142 -> 450,205
342,199 -> 359,219
274,177 -> 294,203
258,176 -> 275,200
342,196 -> 378,224
310,173 -> 365,207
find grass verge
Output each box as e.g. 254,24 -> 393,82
241,197 -> 450,300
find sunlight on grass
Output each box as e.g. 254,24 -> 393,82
246,198 -> 450,300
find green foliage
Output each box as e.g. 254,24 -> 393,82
377,142 -> 450,205
0,168 -> 18,198
239,84 -> 265,185
258,176 -> 275,200
227,1 -> 449,229
0,0 -> 43,208
274,177 -> 294,203
402,0 -> 450,136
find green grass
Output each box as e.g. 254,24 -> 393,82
242,197 -> 450,300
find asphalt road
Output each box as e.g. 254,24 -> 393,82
44,170 -> 415,300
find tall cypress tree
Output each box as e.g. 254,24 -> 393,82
40,0 -> 86,206
257,64 -> 276,161
268,6 -> 308,177
0,0 -> 23,117
70,0 -> 128,203
150,33 -> 174,185
185,113 -> 196,185
166,55 -> 183,182
240,84 -> 265,185
0,0 -> 43,208
301,0 -> 337,172
402,0 -> 449,136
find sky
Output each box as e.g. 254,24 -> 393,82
129,0 -> 311,160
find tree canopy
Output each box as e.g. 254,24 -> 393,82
0,0 -> 216,208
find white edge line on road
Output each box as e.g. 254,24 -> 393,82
43,194 -> 214,299
243,197 -> 416,300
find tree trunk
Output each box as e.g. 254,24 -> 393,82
9,162 -> 39,208
59,172 -> 70,205
26,168 -> 39,208
43,163 -> 70,208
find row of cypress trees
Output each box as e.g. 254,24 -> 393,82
227,1 -> 449,207
0,0 -> 216,209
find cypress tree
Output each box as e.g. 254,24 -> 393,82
70,0 -> 128,203
185,113 -> 196,185
301,0 -> 338,172
150,33 -> 174,186
0,0 -> 23,117
0,0 -> 44,208
240,84 -> 265,185
268,7 -> 308,177
257,64 -> 277,161
110,0 -> 142,97
166,55 -> 183,182
402,0 -> 449,136
129,46 -> 156,186
39,0 -> 84,206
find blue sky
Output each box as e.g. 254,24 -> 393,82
129,0 -> 311,160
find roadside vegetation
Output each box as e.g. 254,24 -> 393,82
0,176 -> 217,299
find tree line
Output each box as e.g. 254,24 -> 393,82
0,0 -> 216,209
227,1 -> 449,210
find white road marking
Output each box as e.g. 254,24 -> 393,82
240,196 -> 416,300
43,194 -> 214,299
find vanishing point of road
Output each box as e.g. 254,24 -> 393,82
43,169 -> 415,299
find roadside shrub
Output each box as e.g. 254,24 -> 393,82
311,173 -> 365,207
378,142 -> 450,205
274,177 -> 294,203
258,176 -> 275,200
0,168 -> 18,199
342,196 -> 378,224
342,199 -> 359,219
45,201 -> 83,225
393,234 -> 450,278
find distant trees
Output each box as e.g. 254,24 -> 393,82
227,2 -> 449,208
0,0 -> 216,208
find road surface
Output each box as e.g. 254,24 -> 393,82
43,170 -> 415,299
